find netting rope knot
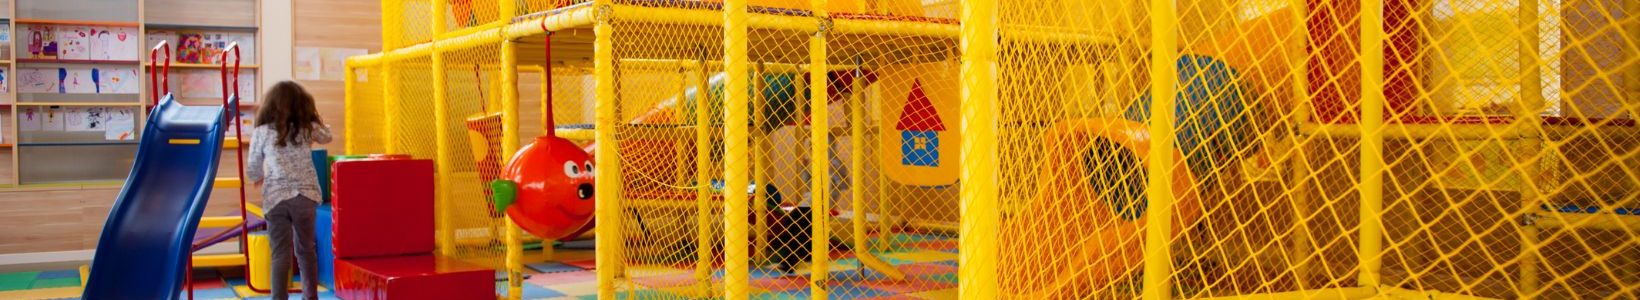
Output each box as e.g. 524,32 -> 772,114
815,17 -> 834,37
594,4 -> 614,23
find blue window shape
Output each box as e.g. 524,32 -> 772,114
900,130 -> 939,167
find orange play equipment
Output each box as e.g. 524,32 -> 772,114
490,135 -> 597,240
1001,119 -> 1201,298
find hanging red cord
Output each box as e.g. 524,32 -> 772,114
542,25 -> 555,136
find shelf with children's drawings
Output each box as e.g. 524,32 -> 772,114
17,22 -> 142,62
13,105 -> 141,143
146,29 -> 258,65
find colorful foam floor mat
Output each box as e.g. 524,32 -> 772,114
0,233 -> 958,300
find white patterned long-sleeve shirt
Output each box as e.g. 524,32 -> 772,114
245,124 -> 332,209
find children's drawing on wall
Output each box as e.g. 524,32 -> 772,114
0,69 -> 9,94
39,107 -> 66,131
90,27 -> 138,61
27,25 -> 57,59
105,108 -> 135,140
57,27 -> 90,60
17,68 -> 55,93
19,107 -> 41,131
178,71 -> 215,98
177,32 -> 204,63
97,68 -> 139,94
62,68 -> 97,94
65,107 -> 104,131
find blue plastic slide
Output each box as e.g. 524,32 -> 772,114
83,95 -> 232,300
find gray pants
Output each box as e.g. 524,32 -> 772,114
266,197 -> 319,300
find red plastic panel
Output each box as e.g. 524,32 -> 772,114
331,158 -> 435,259
334,255 -> 494,300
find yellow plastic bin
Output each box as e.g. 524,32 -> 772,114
247,233 -> 294,289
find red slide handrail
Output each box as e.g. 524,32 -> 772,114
149,41 -> 171,106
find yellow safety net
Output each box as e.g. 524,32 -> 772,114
346,0 -> 1638,299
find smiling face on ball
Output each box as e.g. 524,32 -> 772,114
549,159 -> 596,217
505,136 -> 596,240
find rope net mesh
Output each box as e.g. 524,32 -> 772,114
344,0 -> 1638,298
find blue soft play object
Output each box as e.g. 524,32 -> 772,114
316,203 -> 336,288
1125,55 -> 1256,180
311,149 -> 331,202
83,95 -> 230,300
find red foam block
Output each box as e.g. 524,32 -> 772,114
331,158 -> 435,259
334,255 -> 493,300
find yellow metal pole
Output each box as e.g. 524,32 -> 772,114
1357,0 -> 1387,288
723,0 -> 753,298
694,58 -> 716,295
875,56 -> 890,249
430,0 -> 457,257
1286,0 -> 1314,288
344,65 -> 357,154
808,0 -> 831,296
1144,0 -> 1179,298
591,1 -> 621,299
380,0 -> 400,154
1515,0 -> 1544,295
753,65 -> 770,264
499,1 -> 526,299
849,61 -> 867,254
958,0 -> 998,298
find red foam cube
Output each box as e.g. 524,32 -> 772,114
334,255 -> 493,300
331,158 -> 435,259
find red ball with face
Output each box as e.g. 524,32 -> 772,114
502,136 -> 596,240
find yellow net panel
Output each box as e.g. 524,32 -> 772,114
347,0 -> 1639,299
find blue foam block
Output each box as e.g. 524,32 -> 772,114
311,149 -> 332,202
316,204 -> 336,288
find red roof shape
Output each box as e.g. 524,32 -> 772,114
895,80 -> 946,131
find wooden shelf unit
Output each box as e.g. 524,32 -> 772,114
1,0 -> 262,186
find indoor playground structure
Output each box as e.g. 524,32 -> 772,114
343,0 -> 1638,299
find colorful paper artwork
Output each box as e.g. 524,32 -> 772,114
174,70 -> 256,102
19,107 -> 42,131
26,25 -> 57,59
39,107 -> 67,131
296,47 -> 368,81
57,27 -> 91,60
96,27 -> 139,61
170,31 -> 255,64
18,68 -> 57,93
23,24 -> 139,60
16,67 -> 140,95
0,69 -> 9,94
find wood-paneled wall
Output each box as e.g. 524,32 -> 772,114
294,0 -> 380,153
0,0 -> 382,255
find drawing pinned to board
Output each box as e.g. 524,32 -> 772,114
19,107 -> 42,131
18,68 -> 55,93
61,68 -> 97,94
177,32 -> 204,63
97,68 -> 140,94
175,71 -> 257,103
40,107 -> 67,131
89,27 -> 138,61
294,47 -> 320,80
26,25 -> 57,59
57,27 -> 90,60
295,47 -> 368,81
0,69 -> 8,94
104,108 -> 134,140
64,107 -> 98,131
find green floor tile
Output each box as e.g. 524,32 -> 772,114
31,277 -> 81,289
0,272 -> 41,291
